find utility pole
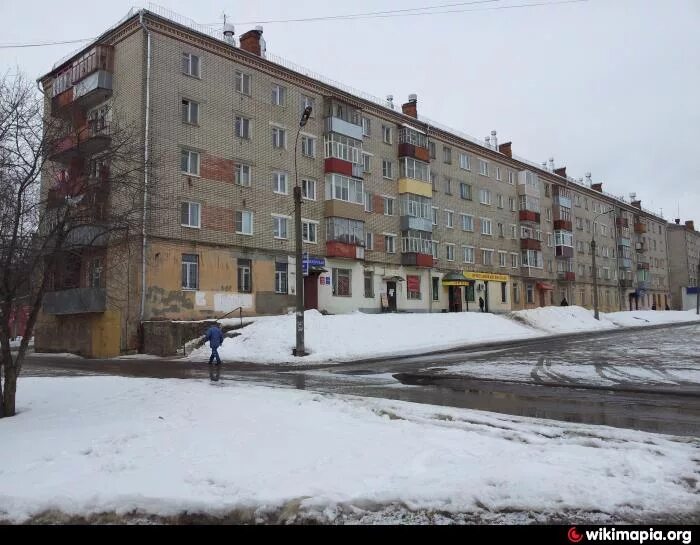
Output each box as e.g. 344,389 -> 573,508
696,259 -> 699,315
293,106 -> 312,356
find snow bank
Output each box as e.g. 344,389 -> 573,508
603,310 -> 700,328
510,305 -> 617,333
0,377 -> 696,523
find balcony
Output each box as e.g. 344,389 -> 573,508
323,200 -> 364,221
400,216 -> 432,233
73,70 -> 113,111
635,242 -> 647,253
553,219 -> 572,231
325,116 -> 363,140
401,252 -> 434,268
398,178 -> 432,198
519,210 -> 541,223
619,279 -> 634,289
43,287 -> 106,315
325,157 -> 353,177
558,271 -> 576,282
398,143 -> 430,162
634,222 -> 647,234
619,258 -> 633,270
555,245 -> 574,258
50,123 -> 111,164
553,195 -> 572,209
326,241 -> 364,260
617,237 -> 631,247
637,260 -> 650,270
520,238 -> 542,251
616,217 -> 629,228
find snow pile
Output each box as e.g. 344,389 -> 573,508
603,310 -> 700,328
510,305 -> 617,333
190,310 -> 540,364
9,337 -> 33,349
0,377 -> 697,523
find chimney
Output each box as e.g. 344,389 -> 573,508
631,199 -> 641,209
498,141 -> 512,157
591,183 -> 603,193
223,22 -> 235,46
240,27 -> 263,56
686,220 -> 695,231
674,218 -> 681,225
554,167 -> 567,177
548,157 -> 555,172
402,94 -> 418,118
491,130 -> 498,150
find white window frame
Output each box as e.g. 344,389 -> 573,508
479,189 -> 492,205
362,116 -> 371,137
383,196 -> 395,216
432,207 -> 439,226
459,153 -> 471,171
365,232 -> 374,250
235,210 -> 254,235
461,214 -> 474,232
511,252 -> 519,268
302,219 -> 318,244
180,201 -> 201,228
479,159 -> 489,177
273,171 -> 288,195
181,254 -> 199,290
301,134 -> 316,158
446,243 -> 455,262
481,217 -> 493,236
499,251 -> 507,268
235,70 -> 251,95
463,246 -> 475,264
384,233 -> 397,254
235,115 -> 251,139
180,149 -> 200,176
382,125 -> 393,144
301,178 -> 317,201
272,125 -> 287,149
271,84 -> 286,106
181,98 -> 199,124
481,249 -> 494,266
182,53 -> 200,78
272,214 -> 289,240
445,210 -> 454,229
235,163 -> 251,187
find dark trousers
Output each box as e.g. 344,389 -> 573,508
209,347 -> 221,365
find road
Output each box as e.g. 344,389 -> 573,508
20,323 -> 700,436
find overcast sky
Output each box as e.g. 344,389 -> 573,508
3,0 -> 699,223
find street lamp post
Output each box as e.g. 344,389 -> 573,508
293,106 -> 312,357
591,208 -> 616,320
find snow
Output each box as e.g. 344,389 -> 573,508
9,337 -> 33,349
188,307 -> 700,365
0,377 -> 697,523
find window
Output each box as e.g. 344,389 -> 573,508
273,171 -> 288,194
544,183 -> 551,197
272,126 -> 287,149
511,253 -> 519,268
479,159 -> 489,176
481,249 -> 493,266
430,171 -> 437,191
585,219 -> 591,232
234,163 -> 251,186
180,149 -> 200,175
235,71 -> 251,95
382,159 -> 394,179
445,210 -> 454,228
428,141 -> 436,159
271,84 -> 286,106
382,125 -> 393,144
301,178 -> 316,200
479,189 -> 492,205
498,223 -> 504,237
235,116 -> 251,139
365,232 -> 374,250
461,214 -> 474,232
444,177 -> 452,195
301,95 -> 315,116
399,157 -> 430,182
432,277 -> 440,301
495,166 -> 501,181
325,174 -> 364,204
180,201 -> 201,228
431,241 -> 439,259
364,271 -> 374,298
181,99 -> 199,124
463,246 -> 475,264
407,275 -> 421,300
481,218 -> 493,235
508,171 -> 515,185
235,210 -> 253,235
496,252 -> 506,268
384,234 -> 396,253
302,220 -> 318,243
443,146 -> 452,164
362,116 -> 371,137
301,135 -> 316,158
238,259 -> 253,293
88,258 -> 102,288
497,194 -> 504,208
275,262 -> 288,293
446,244 -> 455,261
459,153 -> 471,170
519,195 -> 540,213
362,153 -> 372,173
272,215 -> 288,239
526,284 -> 534,304
545,208 -> 552,222
384,197 -> 395,216
575,195 -> 581,207
326,217 -> 364,244
513,282 -> 520,303
333,268 -> 351,296
364,191 -> 373,212
432,207 -> 439,226
181,254 -> 199,290
547,233 -> 553,247
547,260 -> 553,273
575,217 -> 583,230
182,53 -> 200,77
509,197 -> 516,211
460,182 -> 472,200
501,282 -> 507,303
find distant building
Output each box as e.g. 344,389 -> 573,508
667,220 -> 700,310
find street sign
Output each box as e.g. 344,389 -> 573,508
302,255 -> 325,276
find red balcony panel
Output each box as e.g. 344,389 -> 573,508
51,88 -> 74,118
616,217 -> 629,228
519,210 -> 541,223
398,143 -> 430,162
637,262 -> 650,270
326,241 -> 361,259
563,271 -> 576,281
520,238 -> 542,251
555,245 -> 574,258
634,223 -> 647,234
401,252 -> 433,268
324,157 -> 353,177
553,219 -> 572,231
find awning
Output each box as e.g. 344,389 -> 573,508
441,272 -> 473,287
536,282 -> 555,291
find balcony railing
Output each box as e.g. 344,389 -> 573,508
401,252 -> 434,268
616,217 -> 629,228
553,219 -> 572,231
635,242 -> 647,253
558,271 -> 576,282
555,245 -> 574,258
520,238 -> 542,251
400,216 -> 433,233
50,122 -> 111,164
519,210 -> 541,223
326,240 -> 364,260
619,279 -> 634,288
325,116 -> 363,140
634,222 -> 647,234
42,287 -> 106,315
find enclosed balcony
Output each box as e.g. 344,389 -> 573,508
635,241 -> 647,253
519,210 -> 541,223
558,271 -> 576,282
50,121 -> 111,164
555,245 -> 574,258
619,258 -> 633,270
325,217 -> 365,260
553,219 -> 572,231
520,238 -> 542,251
616,217 -> 629,228
326,241 -> 364,260
43,287 -> 107,315
324,99 -> 363,140
401,231 -> 433,267
619,279 -> 634,289
398,127 -> 430,162
634,222 -> 647,234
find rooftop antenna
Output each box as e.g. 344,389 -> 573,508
222,12 -> 235,46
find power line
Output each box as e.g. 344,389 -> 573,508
0,37 -> 94,49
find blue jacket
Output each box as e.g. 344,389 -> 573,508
206,326 -> 224,349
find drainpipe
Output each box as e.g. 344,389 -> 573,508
139,10 -> 151,325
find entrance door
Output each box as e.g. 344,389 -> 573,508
449,286 -> 463,312
387,281 -> 397,312
304,273 -> 319,310
539,289 -> 545,307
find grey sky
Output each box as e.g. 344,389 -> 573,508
3,0 -> 699,222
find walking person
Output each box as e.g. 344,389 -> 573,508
478,296 -> 485,312
560,297 -> 569,306
205,323 -> 224,381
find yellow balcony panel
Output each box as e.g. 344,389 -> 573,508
398,178 -> 432,198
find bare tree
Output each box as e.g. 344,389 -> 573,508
0,70 -> 154,418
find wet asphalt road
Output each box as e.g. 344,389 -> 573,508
20,323 -> 700,436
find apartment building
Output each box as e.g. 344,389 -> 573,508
36,9 -> 671,356
667,220 -> 700,310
